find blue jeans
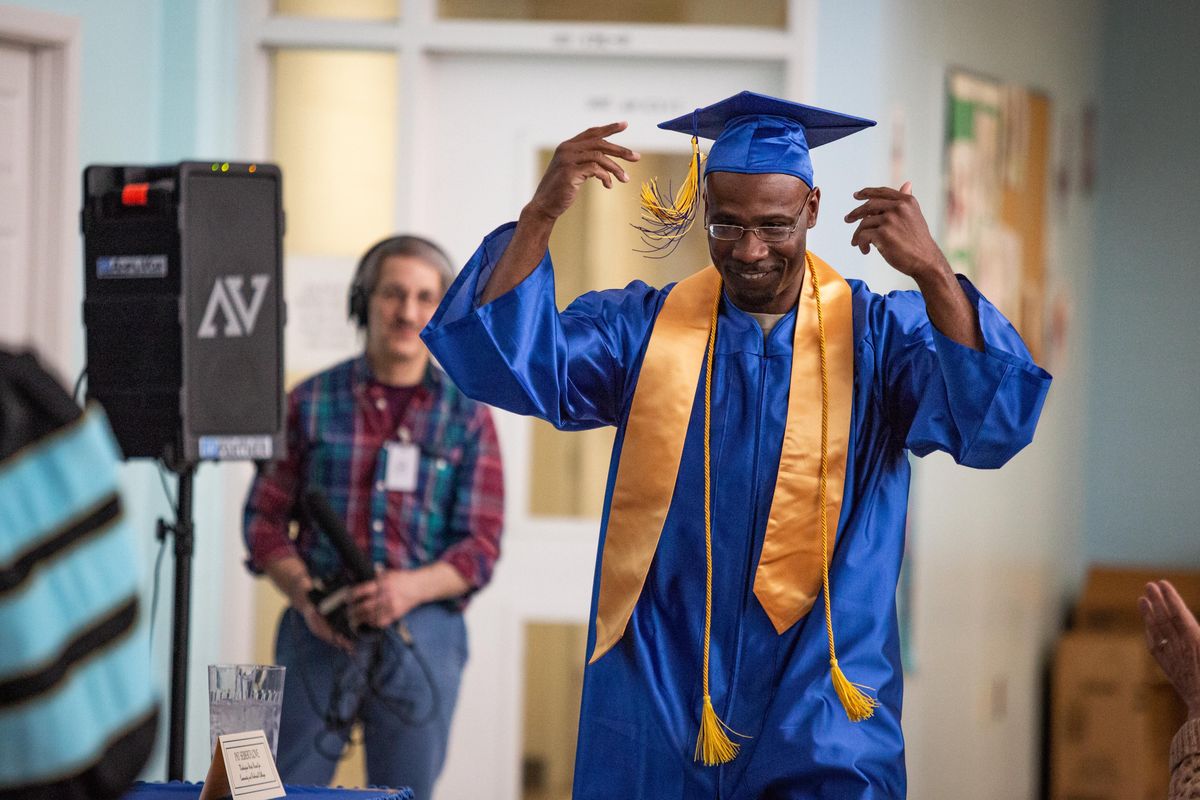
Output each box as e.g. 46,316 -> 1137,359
273,603 -> 467,799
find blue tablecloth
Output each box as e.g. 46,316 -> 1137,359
122,781 -> 413,799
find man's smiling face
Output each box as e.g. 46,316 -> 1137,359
704,171 -> 820,314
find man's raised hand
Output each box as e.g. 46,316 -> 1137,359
526,122 -> 642,223
479,122 -> 640,306
848,181 -> 982,350
844,181 -> 949,281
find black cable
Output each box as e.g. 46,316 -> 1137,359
146,534 -> 168,658
295,615 -> 444,766
322,665 -> 358,758
289,615 -> 371,763
302,647 -> 359,763
370,625 -> 441,727
71,367 -> 86,405
146,461 -> 178,658
156,461 -> 179,516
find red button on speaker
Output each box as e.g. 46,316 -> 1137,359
121,182 -> 150,206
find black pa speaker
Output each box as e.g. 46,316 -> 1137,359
81,162 -> 286,463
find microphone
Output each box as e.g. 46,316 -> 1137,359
300,488 -> 378,639
302,488 -> 376,582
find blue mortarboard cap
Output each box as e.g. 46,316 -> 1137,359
658,91 -> 876,186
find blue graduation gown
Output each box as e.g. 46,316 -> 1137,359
421,223 -> 1051,799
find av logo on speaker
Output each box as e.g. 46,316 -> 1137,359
197,275 -> 271,339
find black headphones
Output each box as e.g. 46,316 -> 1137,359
347,234 -> 453,329
347,236 -> 398,329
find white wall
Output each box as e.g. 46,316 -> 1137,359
807,1 -> 1103,797
1085,1 -> 1200,568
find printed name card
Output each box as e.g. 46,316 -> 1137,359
198,730 -> 286,800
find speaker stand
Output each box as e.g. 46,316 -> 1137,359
156,462 -> 197,781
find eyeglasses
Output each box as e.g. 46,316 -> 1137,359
707,221 -> 798,243
705,194 -> 812,243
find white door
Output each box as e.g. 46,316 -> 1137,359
426,55 -> 784,800
0,41 -> 34,354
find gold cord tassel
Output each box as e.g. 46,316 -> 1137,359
696,695 -> 741,765
694,285 -> 746,766
830,660 -> 878,722
692,257 -> 873,765
810,252 -> 878,723
634,136 -> 704,258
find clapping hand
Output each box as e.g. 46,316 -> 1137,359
1139,579 -> 1200,719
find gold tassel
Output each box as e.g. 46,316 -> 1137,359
810,252 -> 879,723
830,659 -> 879,722
634,136 -> 704,257
695,695 -> 741,766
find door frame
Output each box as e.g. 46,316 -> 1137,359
238,0 -> 816,223
0,5 -> 80,378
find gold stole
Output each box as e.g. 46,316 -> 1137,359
588,253 -> 854,665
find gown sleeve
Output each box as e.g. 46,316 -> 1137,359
421,222 -> 662,431
865,275 -> 1052,467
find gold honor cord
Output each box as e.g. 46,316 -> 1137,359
695,282 -> 746,766
808,254 -> 878,723
695,254 -> 874,767
588,254 -> 866,764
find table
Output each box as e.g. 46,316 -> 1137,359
122,782 -> 413,800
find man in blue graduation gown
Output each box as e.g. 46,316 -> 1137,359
421,92 -> 1051,799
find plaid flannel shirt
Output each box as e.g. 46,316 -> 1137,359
243,355 -> 504,607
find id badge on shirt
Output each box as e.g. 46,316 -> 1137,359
385,442 -> 419,492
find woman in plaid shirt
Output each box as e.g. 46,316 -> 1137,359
242,235 -> 504,798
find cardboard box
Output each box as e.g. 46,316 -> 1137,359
1073,565 -> 1200,631
1049,631 -> 1186,800
1048,565 -> 1199,800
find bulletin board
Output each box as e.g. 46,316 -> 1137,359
944,70 -> 1050,362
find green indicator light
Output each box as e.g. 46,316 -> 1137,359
211,163 -> 218,171
221,162 -> 229,172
